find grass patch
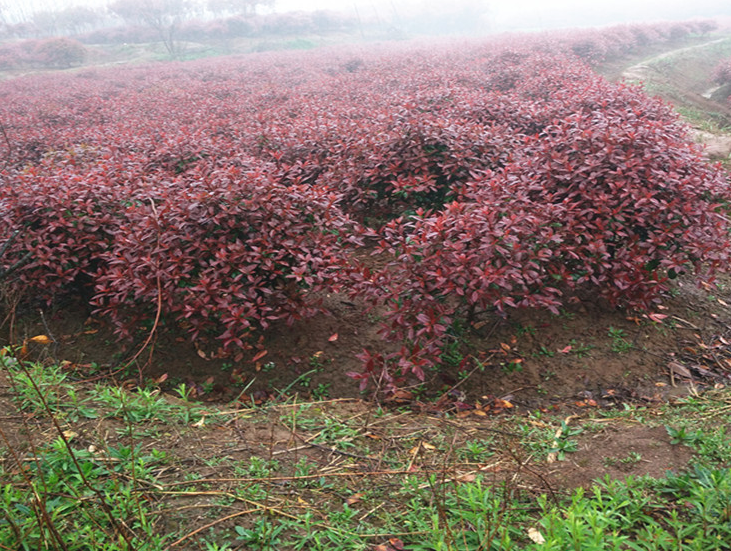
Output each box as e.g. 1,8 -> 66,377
1,349 -> 731,550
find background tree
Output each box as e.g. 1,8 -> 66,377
207,0 -> 274,18
55,6 -> 105,35
108,0 -> 192,56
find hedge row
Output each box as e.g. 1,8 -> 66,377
1,26 -> 729,389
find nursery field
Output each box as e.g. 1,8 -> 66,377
2,20 -> 731,550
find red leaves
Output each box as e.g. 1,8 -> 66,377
1,29 -> 729,394
712,57 -> 731,86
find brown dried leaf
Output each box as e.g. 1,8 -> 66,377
389,538 -> 405,550
668,361 -> 692,379
345,493 -> 363,506
457,473 -> 477,483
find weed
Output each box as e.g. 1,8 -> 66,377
201,541 -> 233,551
311,383 -> 331,400
0,435 -> 167,550
457,439 -> 495,463
558,308 -> 576,320
243,456 -> 280,478
603,451 -> 643,468
542,369 -> 556,381
534,345 -> 555,358
567,339 -> 594,358
440,338 -> 466,368
234,519 -> 286,550
514,322 -> 537,336
501,360 -> 523,373
608,326 -> 633,353
308,352 -> 326,370
312,418 -> 360,450
666,425 -> 701,446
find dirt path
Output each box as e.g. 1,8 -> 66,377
617,37 -> 731,161
621,38 -> 729,82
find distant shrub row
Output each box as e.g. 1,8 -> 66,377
0,37 -> 85,70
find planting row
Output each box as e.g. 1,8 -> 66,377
1,26 -> 729,389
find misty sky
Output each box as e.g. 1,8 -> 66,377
6,0 -> 731,32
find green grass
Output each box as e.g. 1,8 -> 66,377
2,348 -> 731,550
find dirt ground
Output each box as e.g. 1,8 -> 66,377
6,267 -> 731,414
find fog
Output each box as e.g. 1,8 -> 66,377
276,0 -> 731,30
0,0 -> 729,64
3,0 -> 731,33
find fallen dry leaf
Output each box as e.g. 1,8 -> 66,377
328,333 -> 339,342
668,361 -> 692,379
29,335 -> 52,345
647,312 -> 668,323
345,493 -> 364,506
386,390 -> 413,404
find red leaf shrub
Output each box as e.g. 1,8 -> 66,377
0,160 -> 132,300
32,38 -> 86,68
1,22 -> 728,388
349,70 -> 731,385
713,58 -> 731,86
91,166 -> 360,349
0,37 -> 86,70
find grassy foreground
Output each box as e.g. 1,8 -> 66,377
1,348 -> 730,550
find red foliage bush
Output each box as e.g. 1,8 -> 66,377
1,161 -> 131,299
347,66 -> 731,385
92,166 -> 360,348
32,38 -> 86,68
713,58 -> 731,85
1,25 -> 729,389
0,37 -> 86,70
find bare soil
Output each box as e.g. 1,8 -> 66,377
548,424 -> 695,489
